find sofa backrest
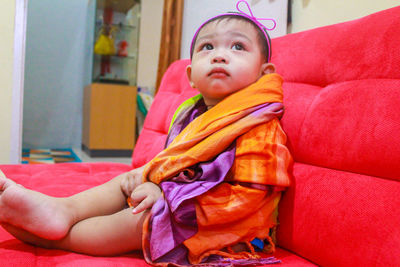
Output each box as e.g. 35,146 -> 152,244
272,6 -> 400,266
132,6 -> 400,266
272,6 -> 400,181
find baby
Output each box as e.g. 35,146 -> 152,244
0,1 -> 291,265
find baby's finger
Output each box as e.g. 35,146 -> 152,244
129,187 -> 147,206
132,197 -> 153,214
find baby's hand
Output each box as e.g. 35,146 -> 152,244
129,182 -> 162,214
120,167 -> 145,197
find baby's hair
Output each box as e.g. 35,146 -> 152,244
190,14 -> 272,62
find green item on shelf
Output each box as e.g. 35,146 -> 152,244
137,94 -> 148,116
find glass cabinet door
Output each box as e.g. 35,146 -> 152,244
92,0 -> 140,85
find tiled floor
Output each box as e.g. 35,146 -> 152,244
73,149 -> 132,165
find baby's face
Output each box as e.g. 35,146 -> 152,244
187,19 -> 270,107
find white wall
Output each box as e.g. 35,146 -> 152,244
0,0 -> 16,163
290,0 -> 399,33
136,0 -> 164,91
181,0 -> 288,59
11,0 -> 27,164
22,0 -> 95,149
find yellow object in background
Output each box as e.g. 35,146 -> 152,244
94,32 -> 116,55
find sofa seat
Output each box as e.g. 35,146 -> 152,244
0,163 -> 316,266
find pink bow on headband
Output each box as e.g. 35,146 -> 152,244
236,0 -> 277,31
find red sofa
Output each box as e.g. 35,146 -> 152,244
1,6 -> 399,266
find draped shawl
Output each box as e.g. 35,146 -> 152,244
141,73 -> 292,266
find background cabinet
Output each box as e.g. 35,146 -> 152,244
82,0 -> 140,157
82,83 -> 137,157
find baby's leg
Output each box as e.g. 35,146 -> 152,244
2,208 -> 147,256
0,171 -> 129,240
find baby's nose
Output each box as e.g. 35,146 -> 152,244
212,55 -> 227,63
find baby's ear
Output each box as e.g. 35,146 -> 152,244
186,65 -> 196,88
261,63 -> 276,75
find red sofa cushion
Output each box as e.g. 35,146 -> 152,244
0,163 -> 151,266
278,163 -> 400,266
281,79 -> 400,181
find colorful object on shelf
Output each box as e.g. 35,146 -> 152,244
117,40 -> 129,57
94,32 -> 116,56
21,148 -> 81,164
94,22 -> 118,57
95,6 -> 116,77
137,89 -> 154,116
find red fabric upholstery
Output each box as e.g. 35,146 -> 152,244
272,7 -> 400,86
278,163 -> 400,267
274,6 -> 400,182
273,6 -> 400,267
1,6 -> 399,266
0,163 -> 150,266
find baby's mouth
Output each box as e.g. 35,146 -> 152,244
208,68 -> 229,77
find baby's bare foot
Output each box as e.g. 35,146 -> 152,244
0,177 -> 73,240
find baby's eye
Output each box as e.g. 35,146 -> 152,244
232,43 -> 244,50
201,43 -> 213,51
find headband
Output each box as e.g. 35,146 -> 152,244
190,0 -> 276,62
